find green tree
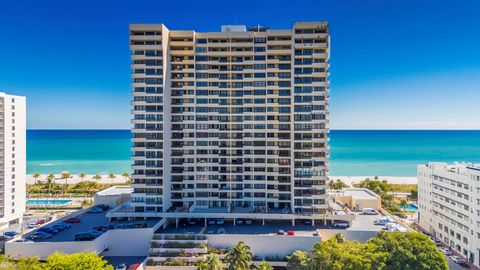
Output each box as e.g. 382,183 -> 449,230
43,251 -> 113,270
16,256 -> 42,270
255,261 -> 273,270
122,172 -> 130,182
399,198 -> 408,210
108,173 -> 116,185
203,253 -> 223,270
92,174 -> 102,182
46,174 -> 56,197
328,179 -> 349,190
286,250 -> 312,270
226,241 -> 252,270
368,232 -> 448,270
61,172 -> 72,195
78,173 -> 86,182
32,173 -> 41,185
409,187 -> 418,200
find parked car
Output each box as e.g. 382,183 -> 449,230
87,207 -> 103,213
208,219 -> 216,225
92,225 -> 113,232
115,264 -> 127,270
236,219 -> 244,225
27,222 -> 37,229
277,230 -> 286,235
362,208 -> 378,215
216,219 -> 225,225
35,220 -> 46,225
303,220 -> 312,225
64,217 -> 81,223
188,219 -> 197,225
134,222 -> 147,228
127,264 -> 140,270
217,228 -> 226,234
59,222 -> 72,229
96,204 -> 110,211
434,239 -> 442,246
287,230 -> 295,236
245,219 -> 253,225
450,255 -> 468,266
28,231 -> 52,241
4,231 -> 18,237
440,248 -> 452,256
332,220 -> 351,228
51,224 -> 66,231
39,227 -> 59,234
74,230 -> 103,241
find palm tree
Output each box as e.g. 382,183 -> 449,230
108,173 -> 116,185
92,174 -> 102,183
203,253 -> 223,270
255,262 -> 273,270
399,198 -> 408,210
78,173 -> 86,182
122,172 -> 130,183
61,172 -> 72,196
46,174 -> 55,198
32,173 -> 41,185
226,241 -> 252,270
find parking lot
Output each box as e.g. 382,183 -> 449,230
24,211 -> 162,242
157,214 -> 383,236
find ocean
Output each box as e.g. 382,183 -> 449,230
27,130 -> 480,176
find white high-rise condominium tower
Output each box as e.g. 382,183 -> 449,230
128,22 -> 330,221
0,93 -> 26,229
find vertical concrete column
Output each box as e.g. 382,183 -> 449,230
233,219 -> 236,226
292,219 -> 295,226
312,219 -> 315,226
204,218 -> 207,227
175,218 -> 179,228
262,219 -> 265,226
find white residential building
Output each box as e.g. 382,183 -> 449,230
126,22 -> 332,222
0,93 -> 26,229
418,162 -> 480,266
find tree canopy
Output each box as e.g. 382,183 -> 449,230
287,232 -> 448,270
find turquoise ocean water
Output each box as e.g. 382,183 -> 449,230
27,130 -> 480,176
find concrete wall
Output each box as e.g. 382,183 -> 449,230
102,228 -> 153,256
7,227 -> 155,259
6,232 -> 109,259
206,234 -> 321,257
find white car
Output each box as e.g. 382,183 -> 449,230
216,219 -> 225,225
245,219 -> 253,225
450,255 -> 468,266
208,219 -> 216,225
363,208 -> 378,215
115,264 -> 127,270
440,248 -> 452,256
332,221 -> 350,228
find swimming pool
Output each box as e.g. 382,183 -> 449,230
401,203 -> 418,211
26,199 -> 72,205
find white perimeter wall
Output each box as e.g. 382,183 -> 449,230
206,234 -> 321,257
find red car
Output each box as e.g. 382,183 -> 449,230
64,218 -> 81,223
288,230 -> 295,236
35,220 -> 46,225
127,264 -> 140,270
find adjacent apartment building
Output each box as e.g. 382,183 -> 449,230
0,93 -> 26,229
418,162 -> 480,266
129,22 -> 330,220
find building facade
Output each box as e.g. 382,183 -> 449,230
129,22 -> 330,218
418,162 -> 480,266
0,93 -> 26,228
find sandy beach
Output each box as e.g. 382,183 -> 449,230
329,176 -> 417,186
27,174 -> 129,185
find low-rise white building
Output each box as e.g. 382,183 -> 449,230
418,162 -> 480,266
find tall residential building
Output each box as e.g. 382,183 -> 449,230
0,93 -> 26,229
129,22 -> 330,219
418,162 -> 480,266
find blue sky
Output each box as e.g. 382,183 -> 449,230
1,0 -> 479,129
